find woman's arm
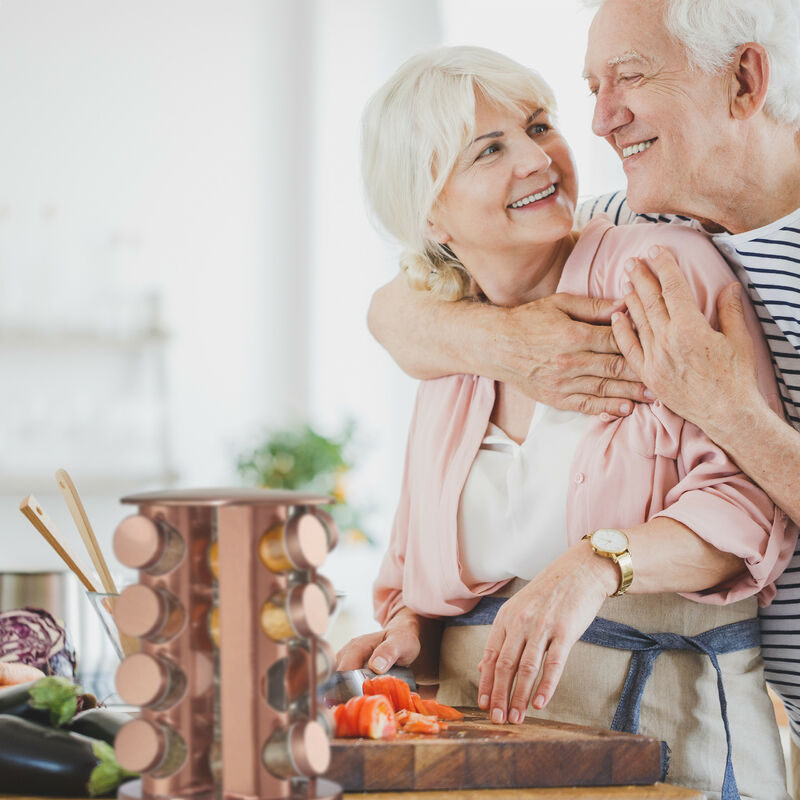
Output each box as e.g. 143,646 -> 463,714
477,516 -> 743,725
368,274 -> 647,416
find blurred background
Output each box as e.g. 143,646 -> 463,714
0,0 -> 623,695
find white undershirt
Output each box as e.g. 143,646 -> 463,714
457,403 -> 592,586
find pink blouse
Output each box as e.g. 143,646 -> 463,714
374,217 -> 798,625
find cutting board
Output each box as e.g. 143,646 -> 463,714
325,710 -> 666,792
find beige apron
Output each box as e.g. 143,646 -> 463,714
438,581 -> 788,800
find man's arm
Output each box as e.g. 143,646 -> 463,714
368,272 -> 648,416
613,246 -> 800,525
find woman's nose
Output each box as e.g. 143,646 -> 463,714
515,140 -> 551,177
591,87 -> 634,138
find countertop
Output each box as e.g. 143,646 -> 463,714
9,785 -> 706,800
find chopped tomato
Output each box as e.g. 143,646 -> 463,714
333,695 -> 396,740
399,711 -> 440,735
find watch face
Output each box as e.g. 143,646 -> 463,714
592,528 -> 628,554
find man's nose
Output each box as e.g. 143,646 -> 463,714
591,88 -> 633,138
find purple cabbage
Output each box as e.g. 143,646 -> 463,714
0,608 -> 76,678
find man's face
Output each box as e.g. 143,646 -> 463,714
584,0 -> 732,218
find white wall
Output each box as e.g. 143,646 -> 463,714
0,0 -> 317,570
0,1 -> 623,650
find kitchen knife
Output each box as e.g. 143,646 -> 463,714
318,666 -> 416,707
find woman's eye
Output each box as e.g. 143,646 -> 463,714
477,143 -> 500,159
528,123 -> 549,136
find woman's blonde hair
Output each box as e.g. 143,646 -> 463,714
361,46 -> 557,300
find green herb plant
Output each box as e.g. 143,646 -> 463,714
237,420 -> 373,544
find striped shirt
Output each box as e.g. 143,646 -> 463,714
578,191 -> 800,740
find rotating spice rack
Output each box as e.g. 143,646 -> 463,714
110,488 -> 342,800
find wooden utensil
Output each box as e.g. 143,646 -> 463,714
19,495 -> 98,592
55,468 -> 117,594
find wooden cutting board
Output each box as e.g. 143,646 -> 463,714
325,710 -> 666,792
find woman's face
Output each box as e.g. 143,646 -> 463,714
428,95 -> 578,297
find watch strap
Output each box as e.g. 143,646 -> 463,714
611,550 -> 633,596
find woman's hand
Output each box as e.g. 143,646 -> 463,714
335,607 -> 423,674
478,541 -> 617,724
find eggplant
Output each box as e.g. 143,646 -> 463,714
0,675 -> 84,726
67,708 -> 132,745
0,714 -> 137,797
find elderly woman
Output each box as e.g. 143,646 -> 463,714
337,46 -> 796,799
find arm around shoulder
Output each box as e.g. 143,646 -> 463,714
367,272 -> 511,380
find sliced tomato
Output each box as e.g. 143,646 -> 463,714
333,703 -> 353,738
400,711 -> 440,735
431,701 -> 463,720
410,691 -> 429,714
363,694 -> 397,739
395,678 -> 413,712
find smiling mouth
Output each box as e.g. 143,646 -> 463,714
508,184 -> 557,209
622,138 -> 656,158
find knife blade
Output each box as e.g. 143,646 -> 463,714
318,666 -> 416,707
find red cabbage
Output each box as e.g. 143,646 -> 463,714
0,608 -> 76,679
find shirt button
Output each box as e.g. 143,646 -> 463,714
574,472 -> 585,484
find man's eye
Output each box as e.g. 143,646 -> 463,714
619,74 -> 642,83
528,123 -> 550,136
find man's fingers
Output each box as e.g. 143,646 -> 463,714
565,393 -> 635,417
572,319 -> 623,356
611,312 -> 645,377
568,374 -> 648,402
621,290 -> 654,352
625,258 -> 669,328
717,283 -> 754,356
552,293 -> 625,324
644,246 -> 699,318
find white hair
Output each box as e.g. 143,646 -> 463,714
586,0 -> 800,128
361,46 -> 557,300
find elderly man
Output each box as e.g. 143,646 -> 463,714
368,0 -> 800,787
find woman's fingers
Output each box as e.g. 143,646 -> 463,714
335,631 -> 384,670
487,636 -> 527,724
368,627 -> 420,673
477,623 -> 507,711
531,639 -> 570,710
507,640 -> 546,724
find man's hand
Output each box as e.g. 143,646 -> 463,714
368,275 -> 649,416
611,246 -> 764,436
495,293 -> 648,416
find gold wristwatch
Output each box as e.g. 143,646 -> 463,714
583,528 -> 633,597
